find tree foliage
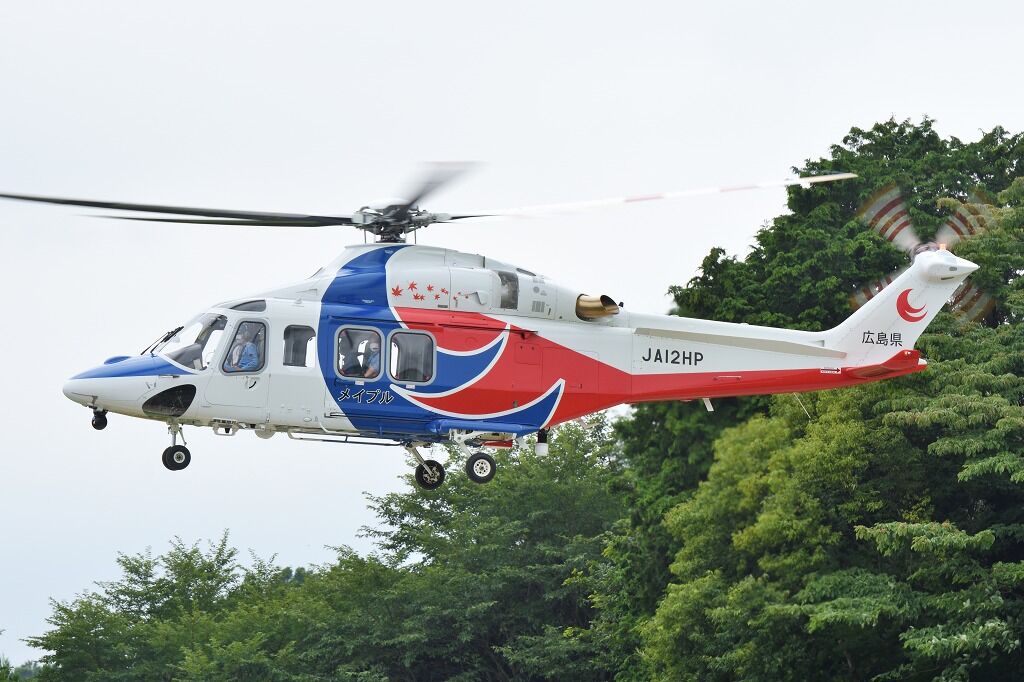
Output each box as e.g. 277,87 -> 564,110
586,118 -> 1024,678
27,418 -> 624,681
22,119 -> 1024,680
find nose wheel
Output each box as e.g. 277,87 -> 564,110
162,423 -> 190,471
162,445 -> 191,471
91,409 -> 108,431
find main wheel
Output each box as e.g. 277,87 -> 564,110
162,445 -> 191,471
465,452 -> 496,484
91,413 -> 108,430
414,459 -> 446,490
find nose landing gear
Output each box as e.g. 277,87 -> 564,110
91,409 -> 108,431
162,424 -> 191,471
162,445 -> 191,471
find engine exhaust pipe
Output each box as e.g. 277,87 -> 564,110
576,294 -> 620,320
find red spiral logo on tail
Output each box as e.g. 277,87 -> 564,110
896,288 -> 926,323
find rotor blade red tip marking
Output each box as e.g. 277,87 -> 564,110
887,218 -> 914,242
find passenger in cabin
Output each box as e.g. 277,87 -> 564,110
362,339 -> 381,379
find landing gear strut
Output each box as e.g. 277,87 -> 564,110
405,444 -> 445,490
91,409 -> 108,431
162,424 -> 191,471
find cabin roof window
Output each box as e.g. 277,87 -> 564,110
231,300 -> 266,312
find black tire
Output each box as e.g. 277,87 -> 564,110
162,445 -> 191,471
414,459 -> 445,490
465,452 -> 496,484
91,414 -> 108,430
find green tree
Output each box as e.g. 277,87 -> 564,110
640,177 -> 1024,679
588,118 -> 1024,678
29,417 -> 626,681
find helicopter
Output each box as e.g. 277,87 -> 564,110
0,168 -> 980,489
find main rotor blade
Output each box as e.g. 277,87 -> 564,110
855,184 -> 922,254
0,191 -> 354,225
391,163 -> 475,222
100,215 -> 339,227
465,173 -> 858,218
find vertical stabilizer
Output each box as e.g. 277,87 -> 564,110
826,250 -> 978,365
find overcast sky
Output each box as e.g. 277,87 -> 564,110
2,0 -> 1022,665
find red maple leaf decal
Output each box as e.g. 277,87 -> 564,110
434,293 -> 441,300
413,293 -> 425,301
408,281 -> 418,291
426,284 -> 434,292
391,286 -> 403,297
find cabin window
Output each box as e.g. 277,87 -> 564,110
283,325 -> 316,368
389,332 -> 434,383
496,270 -> 519,310
222,321 -> 267,373
159,313 -> 227,371
337,327 -> 382,379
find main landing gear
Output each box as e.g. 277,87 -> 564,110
162,424 -> 191,471
404,443 -> 498,489
405,444 -> 445,490
465,451 -> 496,484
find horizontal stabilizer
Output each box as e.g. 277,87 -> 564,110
844,349 -> 923,379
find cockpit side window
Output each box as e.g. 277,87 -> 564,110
337,327 -> 382,380
496,270 -> 519,310
223,321 -> 267,373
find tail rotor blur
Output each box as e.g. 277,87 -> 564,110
850,184 -> 996,324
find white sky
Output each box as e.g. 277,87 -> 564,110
2,0 -> 1022,665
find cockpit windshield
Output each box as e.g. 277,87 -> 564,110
154,313 -> 228,370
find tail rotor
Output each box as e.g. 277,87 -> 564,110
850,184 -> 997,324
